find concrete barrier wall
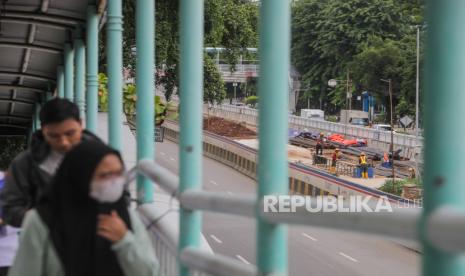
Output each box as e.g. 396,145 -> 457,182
204,104 -> 423,160
163,120 -> 408,203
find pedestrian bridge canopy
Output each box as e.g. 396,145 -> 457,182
1,1 -> 465,276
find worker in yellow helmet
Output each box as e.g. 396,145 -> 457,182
409,167 -> 416,179
359,152 -> 368,178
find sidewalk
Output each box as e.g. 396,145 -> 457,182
96,113 -> 138,168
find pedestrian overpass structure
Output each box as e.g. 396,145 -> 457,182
0,1 -> 465,276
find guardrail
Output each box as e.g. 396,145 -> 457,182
217,64 -> 259,73
204,104 -> 423,159
133,159 -> 465,276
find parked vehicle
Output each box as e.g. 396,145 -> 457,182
372,124 -> 396,133
340,110 -> 369,126
300,109 -> 325,121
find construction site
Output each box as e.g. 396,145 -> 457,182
202,116 -> 422,198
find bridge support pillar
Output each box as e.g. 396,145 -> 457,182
136,0 -> 155,203
257,0 -> 290,275
179,0 -> 204,275
57,65 -> 64,98
64,43 -> 74,101
86,5 -> 99,133
74,29 -> 86,119
106,0 -> 123,149
423,1 -> 465,275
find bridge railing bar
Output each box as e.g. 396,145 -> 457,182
134,160 -> 465,253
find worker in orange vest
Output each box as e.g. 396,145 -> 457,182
359,152 -> 368,178
332,148 -> 341,167
329,148 -> 341,175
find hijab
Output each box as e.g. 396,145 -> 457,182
37,141 -> 132,276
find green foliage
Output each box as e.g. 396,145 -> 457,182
98,73 -> 108,112
207,0 -> 259,68
0,137 -> 27,170
380,178 -> 422,196
245,95 -> 258,107
97,70 -> 177,125
204,55 -> 226,105
155,96 -> 174,126
242,77 -> 258,97
326,115 -> 338,123
123,84 -> 137,116
104,0 -> 259,101
292,0 -> 425,115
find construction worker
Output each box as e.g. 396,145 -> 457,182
315,132 -> 324,155
382,152 -> 391,168
409,167 -> 416,179
330,148 -> 341,175
332,148 -> 341,167
359,152 -> 368,179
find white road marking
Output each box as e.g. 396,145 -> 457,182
338,252 -> 358,263
160,152 -> 166,156
236,255 -> 250,265
169,157 -> 176,161
209,234 -> 223,244
227,191 -> 234,196
302,233 -> 318,241
209,180 -> 218,186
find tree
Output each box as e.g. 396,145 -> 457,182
245,95 -> 258,107
291,0 -> 422,115
204,55 -> 226,105
98,0 -> 259,101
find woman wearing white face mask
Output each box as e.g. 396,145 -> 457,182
8,141 -> 159,276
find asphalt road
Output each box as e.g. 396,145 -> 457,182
155,139 -> 420,276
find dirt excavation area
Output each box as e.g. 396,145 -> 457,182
203,116 -> 256,138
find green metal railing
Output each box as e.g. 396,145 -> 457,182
37,1 -> 465,276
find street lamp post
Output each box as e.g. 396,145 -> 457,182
233,82 -> 238,104
381,78 -> 395,185
328,73 -> 352,122
415,25 -> 420,138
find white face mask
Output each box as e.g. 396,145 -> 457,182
89,176 -> 125,203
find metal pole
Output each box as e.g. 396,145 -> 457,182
389,79 -> 395,183
34,103 -> 41,130
57,65 -> 64,98
179,0 -> 204,275
415,25 -> 420,138
86,5 -> 99,133
423,1 -> 465,275
136,0 -> 155,204
347,71 -> 352,111
233,83 -> 237,103
74,30 -> 86,119
106,0 -> 123,150
64,43 -> 74,101
257,0 -> 290,274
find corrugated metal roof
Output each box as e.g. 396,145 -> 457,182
0,0 -> 97,135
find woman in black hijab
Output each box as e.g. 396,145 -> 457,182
8,141 -> 159,276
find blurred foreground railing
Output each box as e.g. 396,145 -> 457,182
130,159 -> 465,276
